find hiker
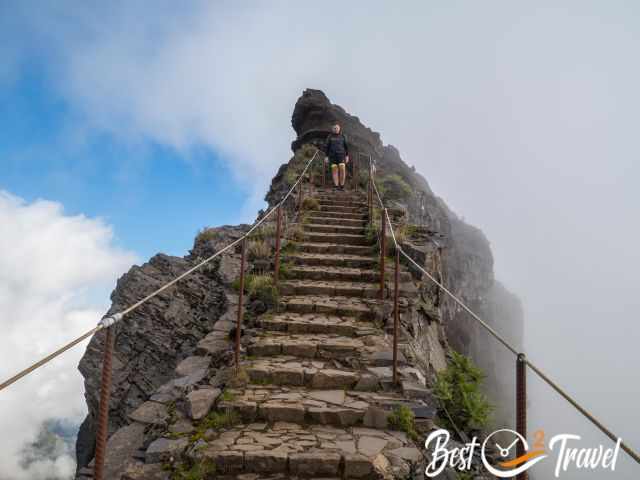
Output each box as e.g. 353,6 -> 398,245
324,123 -> 349,189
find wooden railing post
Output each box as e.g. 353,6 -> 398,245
93,326 -> 115,480
516,353 -> 528,480
380,209 -> 386,301
392,248 -> 400,385
274,206 -> 283,289
235,238 -> 247,370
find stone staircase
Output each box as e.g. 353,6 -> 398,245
189,188 -> 431,479
116,187 -> 433,480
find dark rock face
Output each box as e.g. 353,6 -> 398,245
75,226 -> 243,471
291,89 -> 384,160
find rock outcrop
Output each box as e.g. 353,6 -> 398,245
75,89 -> 523,479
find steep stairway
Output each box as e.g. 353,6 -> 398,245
189,188 -> 430,479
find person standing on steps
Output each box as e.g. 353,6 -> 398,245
324,123 -> 349,190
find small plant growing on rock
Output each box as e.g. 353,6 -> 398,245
169,458 -> 216,480
278,261 -> 293,280
434,351 -> 492,432
388,404 -> 419,441
365,222 -> 379,244
301,197 -> 320,211
378,174 -> 412,201
201,410 -> 241,431
251,223 -> 276,241
288,224 -> 305,242
247,240 -> 271,261
195,228 -> 220,244
247,274 -> 279,309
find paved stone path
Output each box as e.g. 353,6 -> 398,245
117,188 -> 433,480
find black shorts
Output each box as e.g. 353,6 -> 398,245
329,156 -> 345,166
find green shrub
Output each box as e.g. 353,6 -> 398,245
201,410 -> 241,431
358,170 -> 369,190
288,224 -> 305,242
434,351 -> 492,431
246,274 -> 279,308
388,405 -> 419,441
379,174 -> 412,201
195,228 -> 220,244
365,222 -> 379,244
278,261 -> 293,280
248,240 -> 271,261
169,458 -> 216,480
301,197 -> 320,211
250,223 -> 276,241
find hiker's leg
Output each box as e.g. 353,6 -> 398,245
339,163 -> 346,186
331,164 -> 339,186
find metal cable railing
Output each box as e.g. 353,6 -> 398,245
366,156 -> 639,467
0,148 -> 321,480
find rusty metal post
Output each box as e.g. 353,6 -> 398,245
323,158 -> 326,187
516,353 -> 528,480
392,248 -> 400,385
235,239 -> 247,370
353,154 -> 358,192
93,326 -> 115,480
274,206 -> 283,288
368,161 -> 373,222
298,174 -> 305,210
380,208 -> 386,300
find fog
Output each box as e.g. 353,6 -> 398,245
1,1 -> 639,478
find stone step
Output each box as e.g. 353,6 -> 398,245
217,386 -> 413,428
319,205 -> 367,214
187,422 -> 422,478
309,211 -> 368,221
315,189 -> 364,198
296,242 -> 374,256
287,252 -> 377,269
318,199 -> 368,208
244,357 -> 369,390
303,232 -> 370,246
247,333 -> 377,360
280,295 -> 383,321
255,312 -> 376,337
280,279 -> 381,299
287,265 -> 411,284
304,216 -> 366,227
304,223 -> 365,235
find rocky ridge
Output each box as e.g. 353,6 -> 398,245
74,89 -> 524,479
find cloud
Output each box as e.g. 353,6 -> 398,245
0,191 -> 136,479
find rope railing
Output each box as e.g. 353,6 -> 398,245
0,148 -> 321,480
366,156 -> 640,467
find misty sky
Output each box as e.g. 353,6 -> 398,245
1,1 -> 638,478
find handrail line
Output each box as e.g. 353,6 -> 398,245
368,157 -> 639,465
0,149 -> 320,393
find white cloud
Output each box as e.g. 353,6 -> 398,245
0,191 -> 136,479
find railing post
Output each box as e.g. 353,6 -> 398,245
368,161 -> 373,223
274,206 -> 283,289
93,325 -> 115,480
516,353 -> 528,480
380,209 -> 386,301
392,248 -> 400,385
298,176 -> 304,210
235,238 -> 247,370
353,154 -> 358,192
